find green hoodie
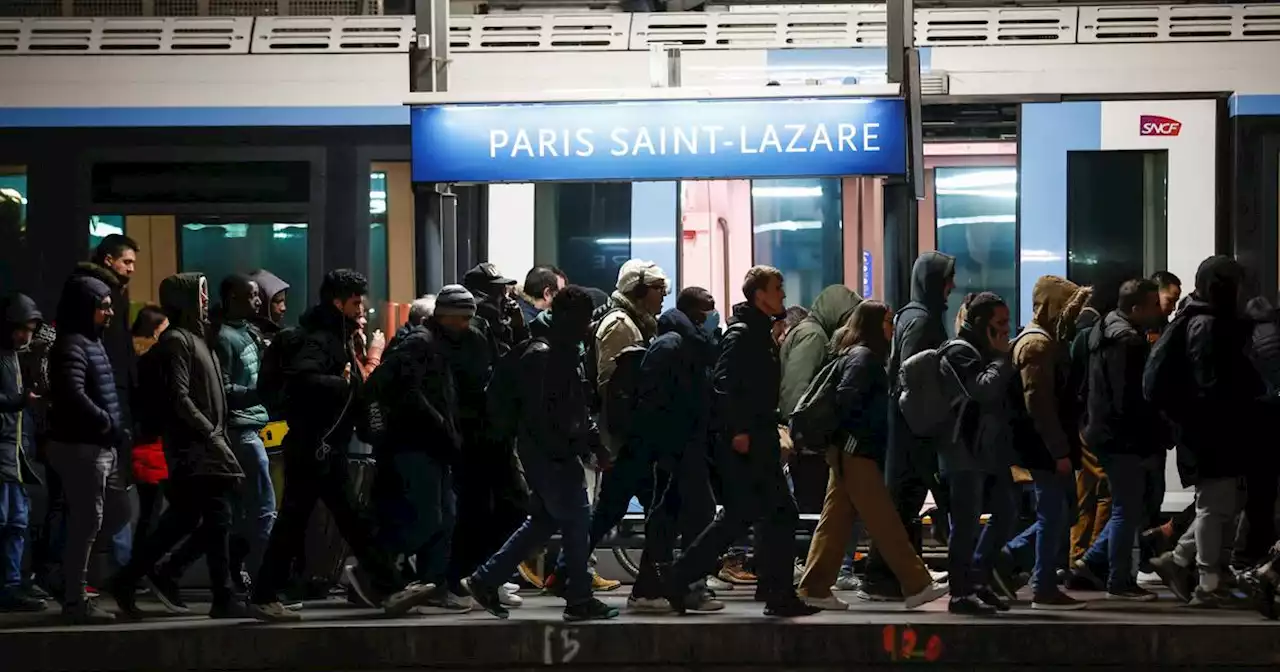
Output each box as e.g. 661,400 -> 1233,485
779,284 -> 862,421
216,320 -> 269,430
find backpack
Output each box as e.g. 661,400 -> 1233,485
583,307 -> 625,415
257,326 -> 304,417
1142,313 -> 1192,415
897,339 -> 979,437
1068,312 -> 1100,426
603,344 -> 648,440
887,301 -> 930,383
788,352 -> 847,454
486,336 -> 548,444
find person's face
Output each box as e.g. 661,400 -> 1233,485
1131,290 -> 1164,328
686,300 -> 714,331
988,305 -> 1011,350
545,275 -> 567,304
155,318 -> 170,339
883,309 -> 895,343
1158,284 -> 1181,317
642,283 -> 667,315
198,277 -> 209,321
235,280 -> 262,318
943,274 -> 956,300
10,320 -> 36,350
436,314 -> 472,335
270,291 -> 287,323
104,248 -> 137,279
758,277 -> 786,316
334,294 -> 367,322
95,296 -> 113,328
771,320 -> 787,348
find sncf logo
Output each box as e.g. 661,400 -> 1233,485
1140,115 -> 1182,137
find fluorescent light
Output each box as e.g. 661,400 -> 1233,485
934,169 -> 1017,190
936,189 -> 1017,199
751,186 -> 823,199
937,215 -> 1017,228
754,220 -> 822,233
1022,249 -> 1064,263
594,237 -> 676,245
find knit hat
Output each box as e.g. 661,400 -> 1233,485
616,260 -> 670,295
434,285 -> 476,318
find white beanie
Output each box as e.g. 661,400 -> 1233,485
616,259 -> 670,295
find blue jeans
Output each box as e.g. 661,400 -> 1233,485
948,470 -> 1018,598
231,428 -> 276,576
1004,470 -> 1072,597
375,451 -> 455,586
475,454 -> 592,605
1083,453 -> 1146,591
840,519 -> 866,576
0,481 -> 30,592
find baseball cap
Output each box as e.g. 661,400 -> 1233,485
464,263 -> 517,289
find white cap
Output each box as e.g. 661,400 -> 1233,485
616,259 -> 670,295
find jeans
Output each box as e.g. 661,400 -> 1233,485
551,441 -> 653,579
231,428 -> 276,576
948,469 -> 1018,598
0,481 -> 30,593
122,476 -> 236,605
47,443 -> 130,605
376,451 -> 455,587
1004,469 -> 1072,597
669,431 -> 798,602
633,444 -> 716,598
1082,453 -> 1146,591
474,453 -> 592,605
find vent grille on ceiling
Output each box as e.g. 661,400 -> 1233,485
0,16 -> 251,52
918,7 -> 1076,44
450,12 -> 630,51
1078,3 -> 1280,42
251,14 -> 411,51
630,9 -> 888,48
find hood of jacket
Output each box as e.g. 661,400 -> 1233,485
1098,309 -> 1141,344
57,275 -> 112,337
0,294 -> 42,350
249,269 -> 289,304
73,261 -> 124,292
809,285 -> 862,336
1030,275 -> 1092,341
1193,255 -> 1244,316
910,251 -> 956,312
159,273 -> 208,337
729,301 -> 773,330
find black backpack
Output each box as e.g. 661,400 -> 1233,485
583,307 -> 625,415
603,344 -> 647,440
1142,313 -> 1192,416
788,351 -> 848,453
257,326 -> 304,417
486,336 -> 548,444
1068,315 -> 1099,428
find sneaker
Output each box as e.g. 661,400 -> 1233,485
706,575 -> 735,592
564,597 -> 620,622
1151,552 -> 1194,604
144,573 -> 190,614
627,595 -> 672,613
542,572 -> 563,597
929,569 -> 950,584
792,561 -> 805,585
502,582 -> 521,594
1186,586 -> 1223,609
209,599 -> 253,619
382,581 -> 437,617
21,581 -> 51,601
591,572 -> 622,592
949,594 -> 998,616
1033,590 -> 1088,610
904,581 -> 950,610
517,561 -> 545,589
231,570 -> 253,597
684,590 -> 725,613
833,573 -> 861,591
462,576 -> 509,619
413,586 -> 473,615
0,591 -> 47,613
84,585 -> 100,598
1071,560 -> 1106,591
801,594 -> 850,611
343,564 -> 381,608
106,575 -> 144,620
717,558 -> 758,585
763,596 -> 821,617
499,585 -> 524,608
1137,571 -> 1163,586
62,599 -> 116,625
857,580 -> 904,602
248,601 -> 303,622
991,551 -> 1023,601
974,586 -> 1011,612
1107,586 -> 1158,602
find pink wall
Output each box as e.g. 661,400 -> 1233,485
680,180 -> 753,325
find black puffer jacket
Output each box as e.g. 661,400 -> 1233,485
48,275 -> 122,448
836,344 -> 891,466
716,302 -> 781,440
632,307 -> 716,464
516,313 -> 601,462
1246,296 -> 1280,397
1084,310 -> 1162,458
283,303 -> 361,452
369,321 -> 461,462
70,262 -> 135,436
155,273 -> 242,479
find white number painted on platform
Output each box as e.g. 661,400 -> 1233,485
542,625 -> 581,665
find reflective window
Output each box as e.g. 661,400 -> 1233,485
535,182 -> 633,295
750,178 -> 843,311
369,171 -> 389,321
934,167 -> 1018,333
0,168 -> 27,291
89,215 -> 125,252
179,219 -> 308,326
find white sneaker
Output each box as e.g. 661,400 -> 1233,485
801,594 -> 850,611
904,582 -> 950,610
706,576 -> 734,592
929,570 -> 950,584
1137,571 -> 1162,586
499,588 -> 524,608
412,588 -> 473,615
627,596 -> 672,613
502,582 -> 521,593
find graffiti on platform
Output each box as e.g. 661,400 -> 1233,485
543,625 -> 581,665
882,624 -> 943,662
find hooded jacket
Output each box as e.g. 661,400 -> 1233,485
517,311 -> 602,462
247,269 -> 289,339
891,252 -> 956,381
1169,256 -> 1261,483
70,262 -> 134,434
155,273 -> 242,479
595,291 -> 659,394
779,285 -> 862,421
1245,296 -> 1280,397
632,307 -> 716,464
716,301 -> 782,440
0,294 -> 41,483
1084,309 -> 1162,458
48,275 -> 122,448
835,344 -> 891,466
369,320 -> 461,462
284,302 -> 363,453
1010,275 -> 1091,470
939,323 -> 1017,475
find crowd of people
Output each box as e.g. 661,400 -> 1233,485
0,234 -> 1276,624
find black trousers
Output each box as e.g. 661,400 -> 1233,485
1239,462 -> 1279,565
252,446 -> 403,604
119,476 -> 235,604
864,425 -> 949,594
633,444 -> 716,597
446,441 -> 528,589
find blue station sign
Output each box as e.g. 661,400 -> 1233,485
410,96 -> 906,183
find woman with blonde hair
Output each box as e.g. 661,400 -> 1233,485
796,301 -> 949,611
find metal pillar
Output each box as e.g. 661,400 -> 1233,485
411,0 -> 456,294
884,0 -> 923,309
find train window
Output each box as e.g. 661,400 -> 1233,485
178,218 -> 309,327
0,167 -> 27,291
750,177 -> 843,310
1066,150 -> 1168,300
369,171 -> 390,322
92,162 -> 311,205
89,215 -> 125,252
933,167 -> 1018,335
534,182 -> 634,295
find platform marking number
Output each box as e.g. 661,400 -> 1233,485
882,624 -> 942,663
543,625 -> 580,665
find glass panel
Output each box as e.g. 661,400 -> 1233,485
750,177 -> 843,311
89,215 -> 126,252
1066,150 -> 1169,306
534,182 -> 632,295
179,219 -> 309,326
369,171 -> 389,324
93,162 -> 311,204
933,167 -> 1018,334
680,180 -> 754,327
0,167 -> 28,291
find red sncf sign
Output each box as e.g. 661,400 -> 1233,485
1140,115 -> 1182,137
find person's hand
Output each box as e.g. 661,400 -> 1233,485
1055,457 -> 1072,476
25,391 -> 39,404
370,329 -> 386,351
342,362 -> 353,382
731,433 -> 750,455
